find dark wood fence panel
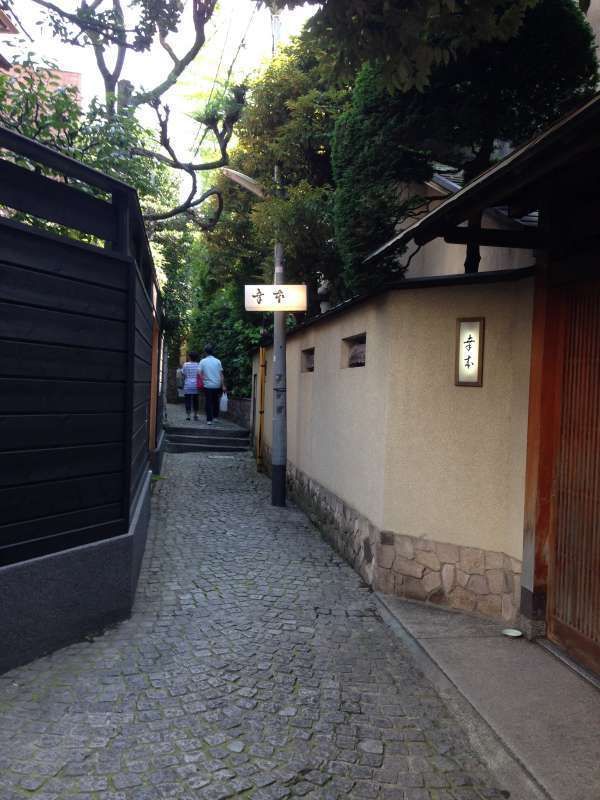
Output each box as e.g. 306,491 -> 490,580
0,158 -> 115,239
0,340 -> 127,381
0,412 -> 123,450
0,222 -> 132,565
0,473 -> 123,525
0,220 -> 129,290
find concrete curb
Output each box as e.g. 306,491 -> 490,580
374,592 -> 552,800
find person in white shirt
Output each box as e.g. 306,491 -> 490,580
199,345 -> 226,425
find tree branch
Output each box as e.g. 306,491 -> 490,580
27,0 -> 140,46
132,0 -> 218,108
145,188 -> 223,227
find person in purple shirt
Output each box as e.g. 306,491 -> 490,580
181,351 -> 202,421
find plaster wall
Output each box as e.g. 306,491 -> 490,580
382,279 -> 534,560
258,298 -> 392,529
254,276 -> 534,561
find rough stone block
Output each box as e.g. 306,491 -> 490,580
380,530 -> 395,546
376,544 -> 395,570
503,553 -> 522,574
441,564 -> 455,595
422,571 -> 442,594
485,569 -> 505,595
436,542 -> 459,564
448,587 -> 476,612
416,551 -> 441,571
467,574 -> 489,595
415,537 -> 435,552
456,569 -> 469,588
460,547 -> 485,575
393,557 -> 424,579
394,535 -> 415,560
502,593 -> 515,621
484,551 -> 504,570
476,595 -> 502,617
401,577 -> 428,601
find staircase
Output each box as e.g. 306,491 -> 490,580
164,423 -> 251,454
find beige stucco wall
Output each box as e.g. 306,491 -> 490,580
257,296 -> 393,528
382,279 -> 533,560
254,276 -> 534,561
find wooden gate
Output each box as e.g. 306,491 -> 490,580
547,274 -> 600,675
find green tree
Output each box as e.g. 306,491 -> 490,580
331,63 -> 432,294
186,32 -> 350,394
8,2 -> 242,222
222,32 -> 351,307
267,0 -> 538,90
332,0 -> 598,289
0,58 -> 176,216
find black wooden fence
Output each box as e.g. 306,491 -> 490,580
0,126 -> 163,568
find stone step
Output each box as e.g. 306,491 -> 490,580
165,424 -> 250,440
166,442 -> 249,454
168,434 -> 250,448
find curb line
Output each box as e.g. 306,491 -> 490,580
374,593 -> 553,800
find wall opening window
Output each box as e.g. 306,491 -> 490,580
342,333 -> 366,368
301,347 -> 315,373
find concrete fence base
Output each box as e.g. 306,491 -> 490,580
0,471 -> 151,675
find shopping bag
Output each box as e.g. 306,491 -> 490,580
219,392 -> 228,413
196,370 -> 204,390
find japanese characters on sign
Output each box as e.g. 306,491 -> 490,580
244,284 -> 307,312
455,318 -> 485,386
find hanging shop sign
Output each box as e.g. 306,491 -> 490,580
245,284 -> 307,312
455,317 -> 485,386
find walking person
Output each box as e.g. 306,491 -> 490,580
181,351 -> 202,421
199,345 -> 226,425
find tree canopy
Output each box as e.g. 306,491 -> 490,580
8,1 -> 243,224
0,57 -> 176,218
331,0 -> 598,290
267,0 -> 539,89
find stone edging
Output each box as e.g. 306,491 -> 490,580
283,457 -> 522,622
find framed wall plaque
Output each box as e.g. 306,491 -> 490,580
455,318 -> 485,386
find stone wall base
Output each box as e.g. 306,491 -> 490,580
285,460 -> 522,623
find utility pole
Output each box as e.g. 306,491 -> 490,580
269,13 -> 286,506
271,164 -> 286,505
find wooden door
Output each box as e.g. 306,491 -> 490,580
547,276 -> 600,675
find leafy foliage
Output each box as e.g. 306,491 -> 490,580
331,0 -> 598,289
0,57 -> 176,212
188,283 -> 264,397
266,0 -> 538,90
331,64 -> 432,293
397,0 -> 598,180
226,32 -> 350,305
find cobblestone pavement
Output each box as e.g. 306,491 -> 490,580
0,454 -> 507,800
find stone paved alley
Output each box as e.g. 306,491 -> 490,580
0,453 -> 507,800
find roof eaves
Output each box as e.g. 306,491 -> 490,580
365,92 -> 600,263
276,267 -> 535,342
